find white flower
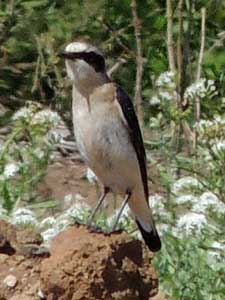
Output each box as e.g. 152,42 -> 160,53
159,91 -> 173,101
149,117 -> 160,128
175,194 -> 198,205
210,85 -> 216,91
149,194 -> 167,216
177,212 -> 207,234
193,192 -> 225,214
196,117 -> 225,147
172,176 -> 200,195
11,208 -> 37,225
207,241 -> 225,264
41,228 -> 58,243
211,241 -> 225,251
196,119 -> 214,133
3,163 -> 19,179
184,79 -> 217,101
47,130 -> 63,143
55,218 -> 71,231
86,168 -> 98,183
212,141 -> 225,154
39,217 -> 56,229
150,96 -> 160,105
63,201 -> 90,219
157,223 -> 170,235
208,80 -> 214,86
156,71 -> 175,88
32,110 -> 61,127
64,194 -> 73,204
12,208 -> 35,217
12,107 -> 33,121
33,148 -> 45,159
214,116 -> 225,125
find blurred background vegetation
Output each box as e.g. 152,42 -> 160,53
0,1 -> 225,299
1,0 -> 224,114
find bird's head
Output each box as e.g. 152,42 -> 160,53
59,41 -> 107,90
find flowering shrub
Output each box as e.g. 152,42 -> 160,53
147,71 -> 225,299
151,178 -> 225,300
0,102 -> 62,212
184,79 -> 218,101
194,116 -> 225,202
150,71 -> 177,109
155,71 -> 176,89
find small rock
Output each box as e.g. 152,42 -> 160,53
3,274 -> 17,288
38,288 -> 46,299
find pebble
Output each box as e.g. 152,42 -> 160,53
38,288 -> 46,299
3,274 -> 17,288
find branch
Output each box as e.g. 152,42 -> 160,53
196,7 -> 206,82
194,7 -> 206,149
177,0 -> 184,101
131,0 -> 144,128
97,18 -> 134,57
166,0 -> 176,72
209,31 -> 225,52
107,58 -> 127,77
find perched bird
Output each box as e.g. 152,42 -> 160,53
59,40 -> 161,252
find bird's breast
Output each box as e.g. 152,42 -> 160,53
72,97 -> 140,194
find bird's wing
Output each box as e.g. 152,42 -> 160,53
115,86 -> 149,201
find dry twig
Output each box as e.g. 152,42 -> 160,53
166,0 -> 176,72
131,0 -> 144,128
107,58 -> 127,77
194,7 -> 206,149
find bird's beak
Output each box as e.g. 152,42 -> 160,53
58,51 -> 81,60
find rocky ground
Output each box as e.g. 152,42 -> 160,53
0,220 -> 159,300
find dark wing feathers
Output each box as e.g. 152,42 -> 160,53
116,86 -> 149,202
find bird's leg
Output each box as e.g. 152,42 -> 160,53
87,186 -> 110,226
112,191 -> 131,231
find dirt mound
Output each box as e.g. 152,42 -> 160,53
0,221 -> 158,300
40,224 -> 158,300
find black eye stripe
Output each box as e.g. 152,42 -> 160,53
60,50 -> 105,72
82,51 -> 105,72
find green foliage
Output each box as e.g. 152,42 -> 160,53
154,234 -> 225,300
0,102 -> 61,212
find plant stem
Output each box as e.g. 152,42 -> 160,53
194,7 -> 206,149
131,0 -> 144,129
166,0 -> 176,72
0,127 -> 22,160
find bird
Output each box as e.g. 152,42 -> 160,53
59,40 -> 161,252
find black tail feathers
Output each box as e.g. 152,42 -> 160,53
136,220 -> 161,252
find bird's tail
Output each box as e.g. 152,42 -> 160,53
136,220 -> 161,252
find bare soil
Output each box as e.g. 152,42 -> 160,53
0,221 -> 159,300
